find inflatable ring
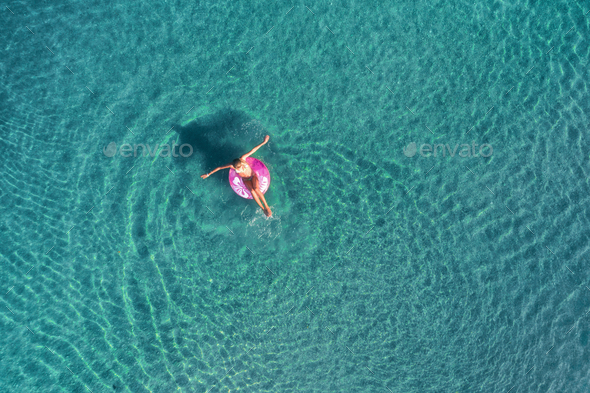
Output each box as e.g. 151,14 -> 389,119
229,157 -> 271,199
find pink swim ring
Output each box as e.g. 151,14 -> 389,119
228,157 -> 271,199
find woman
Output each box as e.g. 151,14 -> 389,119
201,135 -> 272,217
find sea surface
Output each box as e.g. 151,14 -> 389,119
1,1 -> 590,392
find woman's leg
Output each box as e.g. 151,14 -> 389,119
244,179 -> 266,212
251,176 -> 272,216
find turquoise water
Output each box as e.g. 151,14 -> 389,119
1,0 -> 589,392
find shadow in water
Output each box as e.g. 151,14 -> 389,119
173,108 -> 259,171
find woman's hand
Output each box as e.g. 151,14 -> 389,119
201,173 -> 209,179
263,135 -> 270,144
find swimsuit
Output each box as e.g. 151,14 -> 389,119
239,164 -> 255,182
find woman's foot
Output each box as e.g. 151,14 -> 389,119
264,207 -> 272,217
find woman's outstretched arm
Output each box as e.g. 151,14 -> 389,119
201,164 -> 232,179
241,135 -> 270,160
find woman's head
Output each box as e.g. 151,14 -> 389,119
232,158 -> 244,170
